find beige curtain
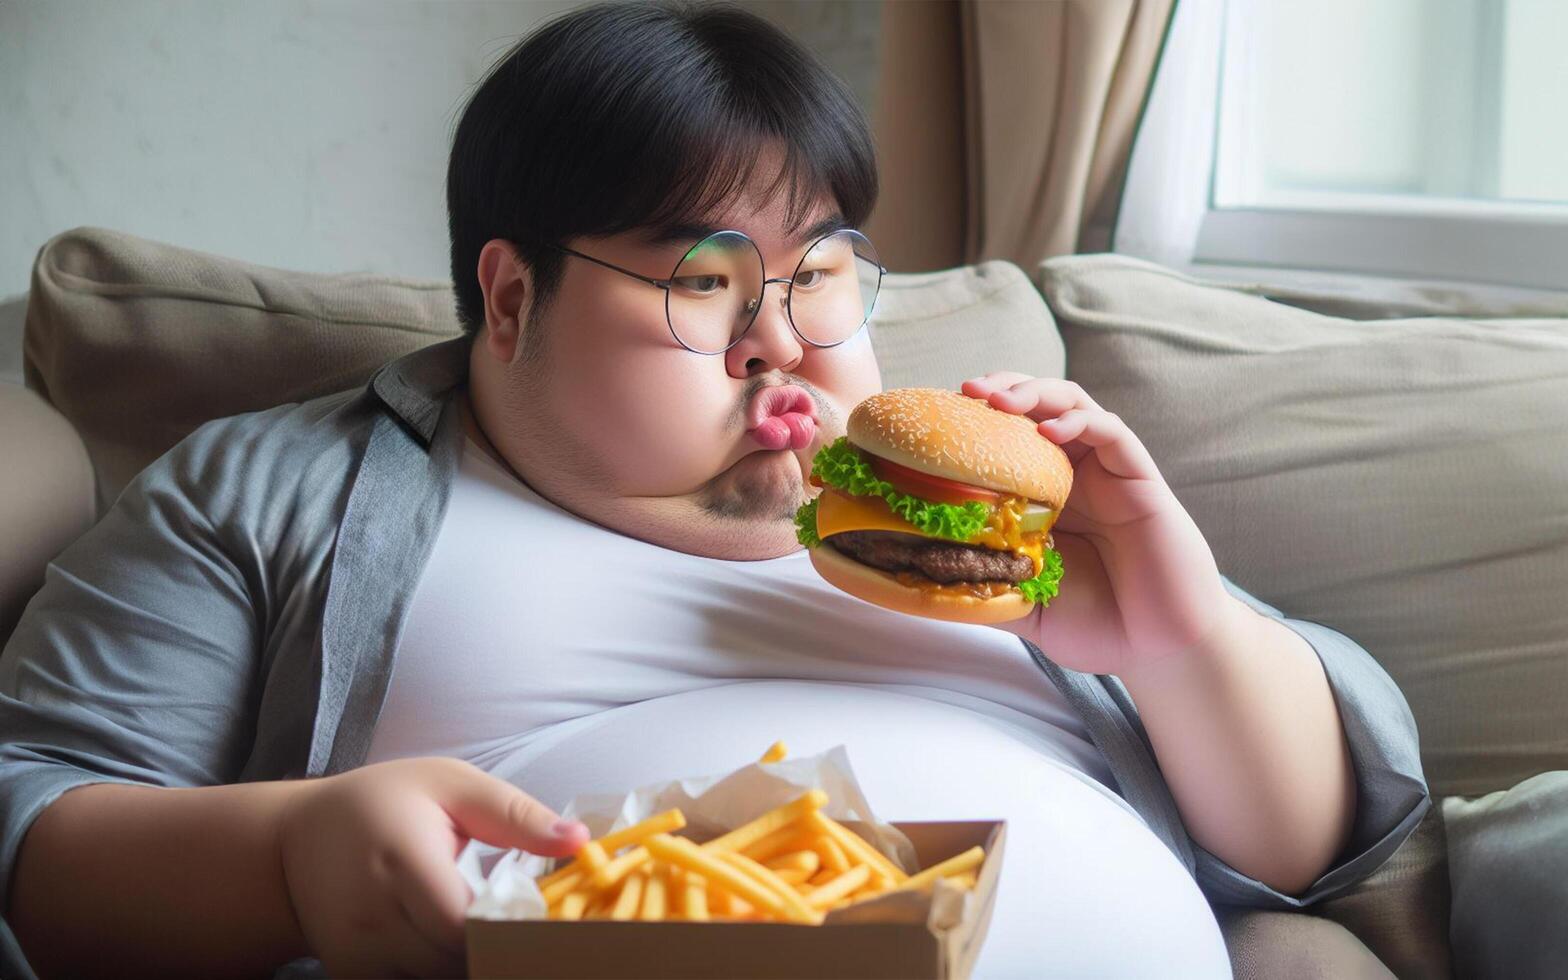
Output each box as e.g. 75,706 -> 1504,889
867,0 -> 1174,273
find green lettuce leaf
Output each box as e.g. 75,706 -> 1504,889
794,497 -> 821,548
1016,547 -> 1065,606
808,437 -> 991,543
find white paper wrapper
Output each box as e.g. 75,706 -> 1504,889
461,744 -> 939,924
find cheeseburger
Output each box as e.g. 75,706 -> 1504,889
794,387 -> 1070,624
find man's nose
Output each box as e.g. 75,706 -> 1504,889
726,279 -> 803,378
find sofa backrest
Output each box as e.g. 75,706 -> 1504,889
1046,253 -> 1568,798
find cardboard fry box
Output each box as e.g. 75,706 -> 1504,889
466,819 -> 1006,980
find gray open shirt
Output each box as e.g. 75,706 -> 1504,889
0,336 -> 1430,978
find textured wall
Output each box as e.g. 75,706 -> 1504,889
0,0 -> 883,301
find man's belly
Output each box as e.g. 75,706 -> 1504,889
478,680 -> 1230,979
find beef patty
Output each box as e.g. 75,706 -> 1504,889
827,530 -> 1036,584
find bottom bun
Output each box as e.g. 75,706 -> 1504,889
809,541 -> 1037,625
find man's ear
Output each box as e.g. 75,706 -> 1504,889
476,239 -> 535,365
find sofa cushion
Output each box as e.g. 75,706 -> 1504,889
866,259 -> 1064,392
0,383 -> 94,649
24,227 -> 462,514
23,227 -> 1063,516
1041,254 -> 1568,800
1444,771 -> 1568,979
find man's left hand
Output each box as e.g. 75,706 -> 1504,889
961,372 -> 1233,676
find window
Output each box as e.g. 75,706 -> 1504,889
1122,0 -> 1568,290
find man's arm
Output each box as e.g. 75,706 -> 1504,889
9,782 -> 308,979
0,417 -> 272,978
10,759 -> 590,980
1119,594 -> 1357,895
961,372 -> 1416,900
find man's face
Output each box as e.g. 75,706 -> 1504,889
468,183 -> 882,561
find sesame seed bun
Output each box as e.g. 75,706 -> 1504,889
846,388 -> 1072,508
808,541 -> 1037,624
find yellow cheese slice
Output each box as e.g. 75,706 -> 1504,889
815,488 -> 930,541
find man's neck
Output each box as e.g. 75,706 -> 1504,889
457,387 -> 516,474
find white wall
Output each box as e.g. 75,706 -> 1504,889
0,0 -> 882,301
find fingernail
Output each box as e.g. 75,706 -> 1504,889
551,818 -> 587,838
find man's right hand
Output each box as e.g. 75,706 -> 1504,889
278,757 -> 588,978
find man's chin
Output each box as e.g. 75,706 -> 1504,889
699,449 -> 807,522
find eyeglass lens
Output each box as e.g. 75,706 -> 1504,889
665,229 -> 882,354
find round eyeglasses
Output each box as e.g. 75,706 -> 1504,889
549,228 -> 885,355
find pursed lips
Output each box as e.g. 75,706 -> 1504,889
745,384 -> 819,451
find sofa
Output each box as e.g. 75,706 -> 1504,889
4,227 -> 1567,978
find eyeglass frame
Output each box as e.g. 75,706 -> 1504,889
542,227 -> 886,355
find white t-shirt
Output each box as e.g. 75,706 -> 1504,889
366,436 -> 1229,978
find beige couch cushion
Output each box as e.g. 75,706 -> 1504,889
23,228 -> 1063,516
0,383 -> 94,648
24,227 -> 462,514
867,259 -> 1064,391
1041,254 -> 1568,800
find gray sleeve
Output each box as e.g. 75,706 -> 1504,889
1192,578 -> 1431,908
0,421 -> 264,954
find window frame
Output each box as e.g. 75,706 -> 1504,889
1116,0 -> 1568,293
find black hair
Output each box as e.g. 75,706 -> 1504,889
445,0 -> 879,337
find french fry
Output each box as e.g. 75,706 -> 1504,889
807,867 -> 838,887
584,889 -> 617,920
537,862 -> 581,891
812,834 -> 851,874
593,845 -> 652,890
850,873 -> 894,901
610,869 -> 646,921
639,863 -> 668,921
666,865 -> 684,917
709,885 -> 743,918
555,891 -> 590,921
803,863 -> 872,909
541,870 -> 587,905
599,808 -> 688,853
893,846 -> 986,893
758,740 -> 788,763
765,849 -> 821,875
644,833 -> 822,924
538,808 -> 685,889
702,790 -> 828,854
772,867 -> 813,886
686,871 -> 711,915
741,826 -> 815,864
719,851 -> 823,924
943,871 -> 978,890
576,840 -> 611,877
803,811 -> 909,883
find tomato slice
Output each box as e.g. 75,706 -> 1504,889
866,454 -> 1002,506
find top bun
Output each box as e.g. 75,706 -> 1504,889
846,387 -> 1073,508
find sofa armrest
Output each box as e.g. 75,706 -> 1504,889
0,382 -> 95,649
